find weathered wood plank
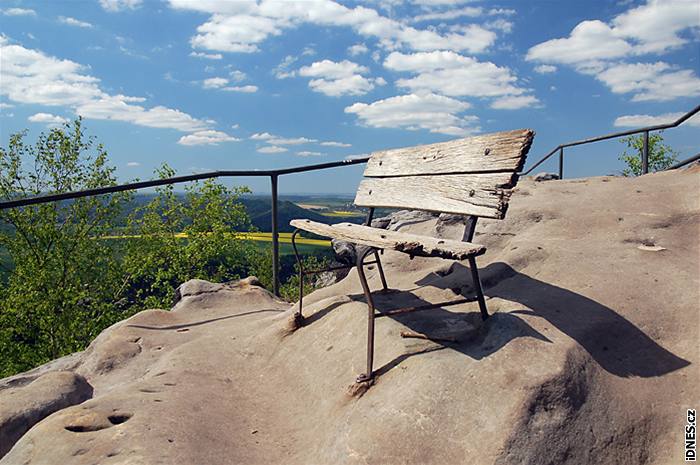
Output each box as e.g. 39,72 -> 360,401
363,129 -> 534,177
289,220 -> 486,260
353,172 -> 517,219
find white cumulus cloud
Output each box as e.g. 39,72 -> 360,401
268,136 -> 317,145
177,130 -> 239,146
347,43 -> 368,56
612,0 -> 700,54
190,51 -> 223,60
597,62 -> 700,102
257,145 -> 288,153
223,85 -> 258,93
534,64 -> 557,74
299,59 -> 383,96
28,112 -> 68,126
100,0 -> 142,12
527,20 -> 632,66
527,0 -> 699,66
384,51 -> 537,107
2,8 -> 36,16
250,132 -> 316,145
300,60 -> 368,80
58,16 -> 93,28
412,6 -> 483,23
614,112 -> 700,128
320,141 -> 351,147
525,0 -> 700,103
0,38 -> 216,139
228,69 -> 247,81
273,55 -> 298,79
345,92 -> 479,136
490,95 -> 540,110
202,77 -> 257,93
250,132 -> 274,140
202,77 -> 228,89
168,0 -> 497,55
297,151 -> 323,156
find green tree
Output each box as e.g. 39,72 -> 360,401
0,120 -> 333,377
0,120 -> 130,375
246,246 -> 331,302
619,132 -> 678,176
118,165 -> 253,309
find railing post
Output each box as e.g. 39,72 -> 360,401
270,174 -> 280,297
558,147 -> 564,179
642,130 -> 649,175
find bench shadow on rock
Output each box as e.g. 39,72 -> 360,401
350,290 -> 553,380
411,261 -> 690,379
127,308 -> 284,331
291,281 -> 553,381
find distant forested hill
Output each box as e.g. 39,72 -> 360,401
0,193 -> 364,234
120,193 -> 364,232
242,197 -> 331,232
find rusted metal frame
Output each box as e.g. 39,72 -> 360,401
463,217 -> 489,320
291,229 -> 305,325
468,256 -> 489,320
373,251 -> 388,291
355,245 -> 378,383
369,256 -> 489,321
363,207 -> 375,226
301,260 -> 379,275
374,296 -> 479,318
355,249 -> 488,381
462,216 -> 478,242
361,207 -> 389,291
290,230 -> 384,318
372,215 -> 488,319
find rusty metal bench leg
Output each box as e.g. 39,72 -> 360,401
373,250 -> 388,291
356,246 -> 376,382
291,229 -> 305,326
468,256 -> 489,321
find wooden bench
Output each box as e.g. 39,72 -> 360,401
290,129 -> 534,383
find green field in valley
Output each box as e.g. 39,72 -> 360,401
100,231 -> 331,255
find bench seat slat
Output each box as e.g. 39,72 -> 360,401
363,129 -> 534,177
290,219 -> 486,260
354,172 -> 516,219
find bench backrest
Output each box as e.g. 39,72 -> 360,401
353,129 -> 534,220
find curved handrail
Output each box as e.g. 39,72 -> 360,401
0,157 -> 370,210
0,155 -> 370,296
521,103 -> 700,176
666,152 -> 700,171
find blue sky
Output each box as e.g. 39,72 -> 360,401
1,0 -> 699,194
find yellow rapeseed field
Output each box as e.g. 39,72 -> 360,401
101,232 -> 330,246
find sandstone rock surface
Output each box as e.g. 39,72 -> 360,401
1,169 -> 698,464
0,371 -> 92,457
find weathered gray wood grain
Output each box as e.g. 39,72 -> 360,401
363,129 -> 534,177
290,219 -> 486,260
353,172 -> 516,219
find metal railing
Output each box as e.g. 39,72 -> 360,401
2,104 -> 698,295
665,152 -> 700,170
0,157 -> 370,296
521,104 -> 700,178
